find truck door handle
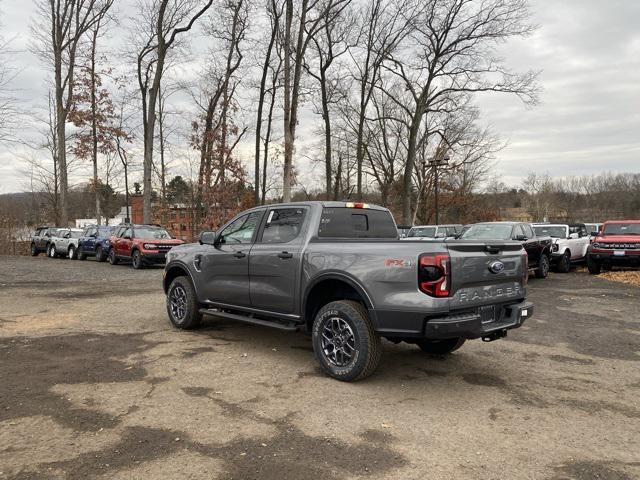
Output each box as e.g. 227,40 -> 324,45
278,251 -> 293,259
233,251 -> 246,259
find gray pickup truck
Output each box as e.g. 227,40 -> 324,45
163,201 -> 533,381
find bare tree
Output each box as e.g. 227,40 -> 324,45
347,0 -> 413,200
134,0 -> 214,223
0,8 -> 18,144
281,0 -> 350,201
382,0 -> 539,223
254,0 -> 283,204
32,0 -> 114,225
304,0 -> 353,198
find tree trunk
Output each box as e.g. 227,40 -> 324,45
320,68 -> 332,199
402,112 -> 422,224
282,0 -> 294,202
90,28 -> 101,225
254,19 -> 276,205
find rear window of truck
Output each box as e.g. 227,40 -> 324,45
318,208 -> 398,238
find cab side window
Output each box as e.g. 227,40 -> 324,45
260,208 -> 306,244
123,227 -> 133,239
219,211 -> 263,244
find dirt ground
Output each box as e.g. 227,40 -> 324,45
0,255 -> 639,480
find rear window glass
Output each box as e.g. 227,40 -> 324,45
318,208 -> 397,238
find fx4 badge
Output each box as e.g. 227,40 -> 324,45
489,260 -> 505,274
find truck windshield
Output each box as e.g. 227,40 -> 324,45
135,227 -> 172,239
318,208 -> 398,238
408,227 -> 436,238
603,223 -> 640,235
533,226 -> 567,238
461,224 -> 513,240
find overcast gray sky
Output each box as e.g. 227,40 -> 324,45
0,0 -> 638,194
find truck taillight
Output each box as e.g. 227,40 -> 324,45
418,253 -> 451,297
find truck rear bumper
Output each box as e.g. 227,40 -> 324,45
374,301 -> 533,339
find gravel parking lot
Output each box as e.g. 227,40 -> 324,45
1,255 -> 639,480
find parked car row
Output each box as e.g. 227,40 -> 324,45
30,223 -> 185,269
400,219 -> 640,276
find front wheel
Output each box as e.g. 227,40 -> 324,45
68,245 -> 77,260
48,244 -> 57,258
108,248 -> 119,265
535,253 -> 550,279
77,247 -> 86,261
96,245 -> 105,262
132,250 -> 143,269
587,254 -> 601,275
312,300 -> 382,382
557,251 -> 571,273
166,276 -> 202,329
416,338 -> 466,354
30,243 -> 38,256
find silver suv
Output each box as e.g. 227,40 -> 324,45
48,228 -> 84,259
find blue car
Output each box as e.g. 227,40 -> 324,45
78,225 -> 117,262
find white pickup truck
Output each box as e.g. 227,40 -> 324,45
532,223 -> 590,272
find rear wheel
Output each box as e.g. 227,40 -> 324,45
48,244 -> 57,258
30,243 -> 38,256
557,251 -> 571,273
535,253 -> 550,279
312,300 -> 382,382
166,276 -> 202,329
96,245 -> 105,262
68,245 -> 76,260
416,338 -> 466,355
108,248 -> 119,265
587,254 -> 601,275
132,250 -> 143,269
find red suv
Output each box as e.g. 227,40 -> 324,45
587,220 -> 640,274
107,224 -> 184,269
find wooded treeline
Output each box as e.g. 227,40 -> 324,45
6,0 -> 634,233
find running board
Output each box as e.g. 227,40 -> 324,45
199,308 -> 300,332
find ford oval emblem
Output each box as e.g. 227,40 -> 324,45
489,260 -> 505,274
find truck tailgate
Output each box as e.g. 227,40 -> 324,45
445,241 -> 526,309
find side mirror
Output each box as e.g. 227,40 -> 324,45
568,233 -> 579,239
123,235 -> 132,240
64,233 -> 71,238
199,230 -> 217,246
514,235 -> 528,241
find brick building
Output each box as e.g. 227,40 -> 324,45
129,194 -> 194,241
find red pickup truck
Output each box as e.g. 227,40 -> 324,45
107,224 -> 184,269
587,220 -> 640,274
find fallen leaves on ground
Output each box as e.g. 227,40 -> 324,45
599,270 -> 640,288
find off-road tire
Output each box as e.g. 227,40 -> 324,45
95,245 -> 105,262
68,245 -> 77,260
312,300 -> 382,382
48,244 -> 57,259
108,248 -> 119,265
557,251 -> 571,273
535,253 -> 550,279
416,337 -> 466,355
166,276 -> 202,330
587,254 -> 601,275
132,250 -> 143,269
30,243 -> 38,256
77,247 -> 86,261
